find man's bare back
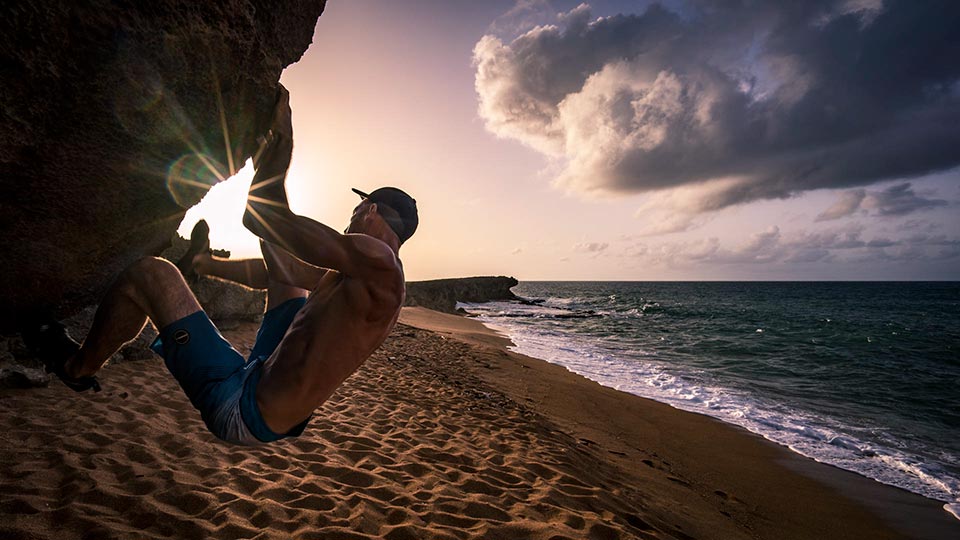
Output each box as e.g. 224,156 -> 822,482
255,253 -> 406,433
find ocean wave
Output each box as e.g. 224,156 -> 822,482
459,301 -> 603,320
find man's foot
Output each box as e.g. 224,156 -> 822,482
190,251 -> 213,278
21,321 -> 101,393
252,84 -> 289,167
176,219 -> 210,280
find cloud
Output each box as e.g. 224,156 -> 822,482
784,248 -> 833,263
474,1 -> 960,211
816,189 -> 867,221
631,179 -> 746,234
631,223 -> 960,267
488,0 -> 556,37
632,211 -> 703,236
861,183 -> 949,216
816,183 -> 948,221
896,219 -> 939,233
574,241 -> 609,253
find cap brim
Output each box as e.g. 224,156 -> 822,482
352,188 -> 370,199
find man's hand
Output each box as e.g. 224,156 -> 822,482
271,85 -> 293,140
253,84 -> 293,170
245,84 -> 295,240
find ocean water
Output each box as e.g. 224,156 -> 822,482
458,282 -> 960,517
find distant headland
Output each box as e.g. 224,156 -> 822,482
404,276 -> 520,314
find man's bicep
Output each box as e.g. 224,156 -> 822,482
294,234 -> 392,277
253,211 -> 394,276
254,210 -> 356,273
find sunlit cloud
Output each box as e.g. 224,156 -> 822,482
816,189 -> 868,221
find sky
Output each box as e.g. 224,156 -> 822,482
180,0 -> 960,281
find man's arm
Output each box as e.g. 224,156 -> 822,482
243,86 -> 396,277
245,202 -> 394,278
259,240 -> 328,290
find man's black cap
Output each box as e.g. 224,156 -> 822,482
351,187 -> 419,244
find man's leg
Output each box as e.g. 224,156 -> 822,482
193,254 -> 270,289
65,257 -> 202,379
191,242 -> 326,297
53,256 -> 263,443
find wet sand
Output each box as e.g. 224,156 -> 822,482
0,307 -> 955,539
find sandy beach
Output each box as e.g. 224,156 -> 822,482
1,307 -> 956,539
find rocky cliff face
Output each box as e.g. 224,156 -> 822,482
405,277 -> 520,314
0,0 -> 326,331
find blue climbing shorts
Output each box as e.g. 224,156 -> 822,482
150,297 -> 310,445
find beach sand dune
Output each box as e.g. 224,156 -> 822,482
0,309 -> 950,539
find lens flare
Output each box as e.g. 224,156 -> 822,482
166,153 -> 227,208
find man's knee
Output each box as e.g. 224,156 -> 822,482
125,256 -> 182,284
118,257 -> 189,303
122,257 -> 201,326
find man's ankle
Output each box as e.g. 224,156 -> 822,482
63,355 -> 94,379
191,252 -> 211,275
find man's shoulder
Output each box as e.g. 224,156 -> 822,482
345,233 -> 401,272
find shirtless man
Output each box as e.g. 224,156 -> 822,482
26,86 -> 418,445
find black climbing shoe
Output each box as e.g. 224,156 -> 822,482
175,219 -> 210,279
21,321 -> 101,393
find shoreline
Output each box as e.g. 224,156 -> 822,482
400,307 -> 960,540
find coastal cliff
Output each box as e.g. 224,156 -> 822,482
405,276 -> 520,314
0,0 -> 326,331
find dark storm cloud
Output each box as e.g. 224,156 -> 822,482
474,1 -> 960,210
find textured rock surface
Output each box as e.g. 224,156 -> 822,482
405,277 -> 520,314
0,334 -> 49,388
191,278 -> 266,325
0,358 -> 49,389
0,0 -> 326,332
